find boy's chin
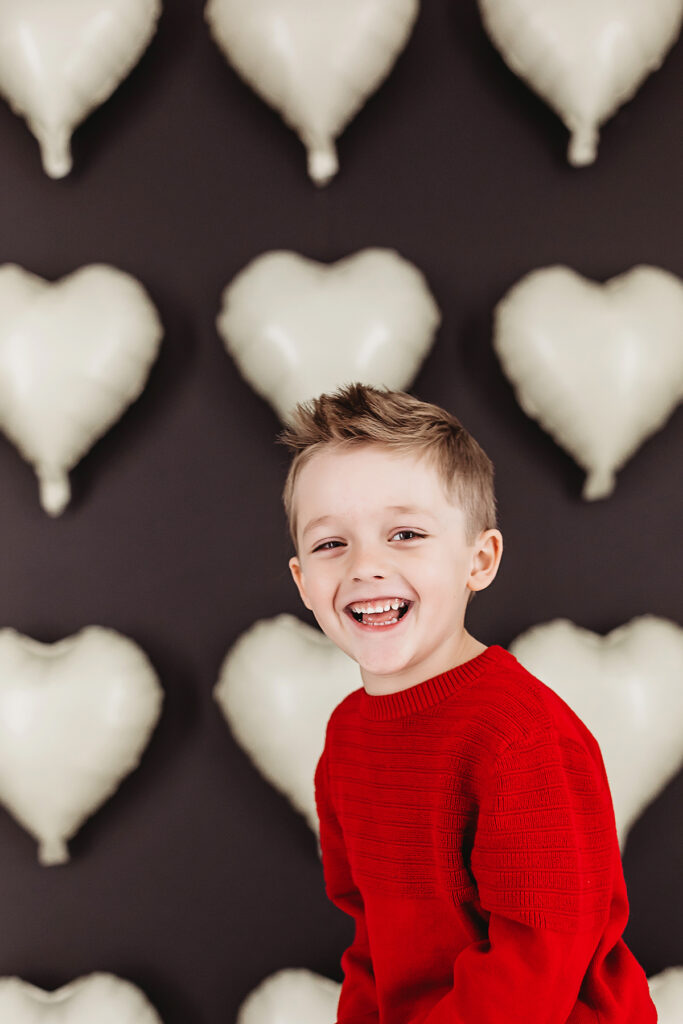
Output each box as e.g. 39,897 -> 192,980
355,651 -> 418,686
327,633 -> 407,680
321,617 -> 422,684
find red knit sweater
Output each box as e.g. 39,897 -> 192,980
314,644 -> 657,1024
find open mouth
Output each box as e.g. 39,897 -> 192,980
346,598 -> 412,628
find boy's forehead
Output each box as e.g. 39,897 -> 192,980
294,444 -> 457,527
298,444 -> 433,491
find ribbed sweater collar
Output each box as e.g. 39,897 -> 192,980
358,644 -> 511,720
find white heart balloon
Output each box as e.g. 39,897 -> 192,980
0,263 -> 163,515
0,973 -> 163,1023
205,0 -> 419,185
493,265 -> 683,499
509,616 -> 683,850
477,0 -> 683,165
0,626 -> 163,865
237,968 -> 340,1024
648,966 -> 683,1024
214,615 -> 360,834
0,0 -> 162,178
217,249 -> 440,423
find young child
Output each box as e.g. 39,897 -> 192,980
280,383 -> 657,1024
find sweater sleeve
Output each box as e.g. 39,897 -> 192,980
414,727 -> 617,1024
314,743 -> 380,1024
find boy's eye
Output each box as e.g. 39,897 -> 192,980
312,540 -> 345,552
391,530 -> 425,541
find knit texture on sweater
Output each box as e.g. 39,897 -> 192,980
315,644 -> 657,1024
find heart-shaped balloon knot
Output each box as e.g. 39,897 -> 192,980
37,465 -> 71,517
35,123 -> 73,180
307,142 -> 339,186
39,836 -> 69,866
583,467 -> 616,502
568,122 -> 599,167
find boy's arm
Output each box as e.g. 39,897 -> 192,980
314,743 -> 380,1024
413,727 -> 636,1024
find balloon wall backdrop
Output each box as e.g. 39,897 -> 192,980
0,3 -> 680,1023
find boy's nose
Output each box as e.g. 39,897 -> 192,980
349,545 -> 388,582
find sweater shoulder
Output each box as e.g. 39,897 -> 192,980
322,649 -> 603,770
326,686 -> 364,733
479,648 -> 603,763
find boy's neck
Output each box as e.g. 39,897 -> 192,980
360,630 -> 488,696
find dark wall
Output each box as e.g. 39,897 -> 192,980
0,2 -> 680,1020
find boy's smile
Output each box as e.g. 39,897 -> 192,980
347,597 -> 411,627
288,444 -> 502,695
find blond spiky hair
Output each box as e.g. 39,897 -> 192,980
279,383 -> 497,550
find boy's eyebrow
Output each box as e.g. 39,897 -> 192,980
302,515 -> 334,537
302,506 -> 436,537
386,505 -> 435,518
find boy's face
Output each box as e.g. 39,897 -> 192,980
288,444 -> 502,693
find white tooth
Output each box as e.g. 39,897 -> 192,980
352,600 -> 410,614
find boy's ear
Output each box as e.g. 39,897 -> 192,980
289,556 -> 313,610
467,529 -> 503,594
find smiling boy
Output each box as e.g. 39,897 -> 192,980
281,383 -> 656,1024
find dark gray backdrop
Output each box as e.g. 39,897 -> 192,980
0,2 -> 681,1021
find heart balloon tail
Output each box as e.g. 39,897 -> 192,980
306,139 -> 339,186
34,122 -> 73,179
38,836 -> 70,866
582,468 -> 616,501
567,121 -> 599,167
37,465 -> 71,516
